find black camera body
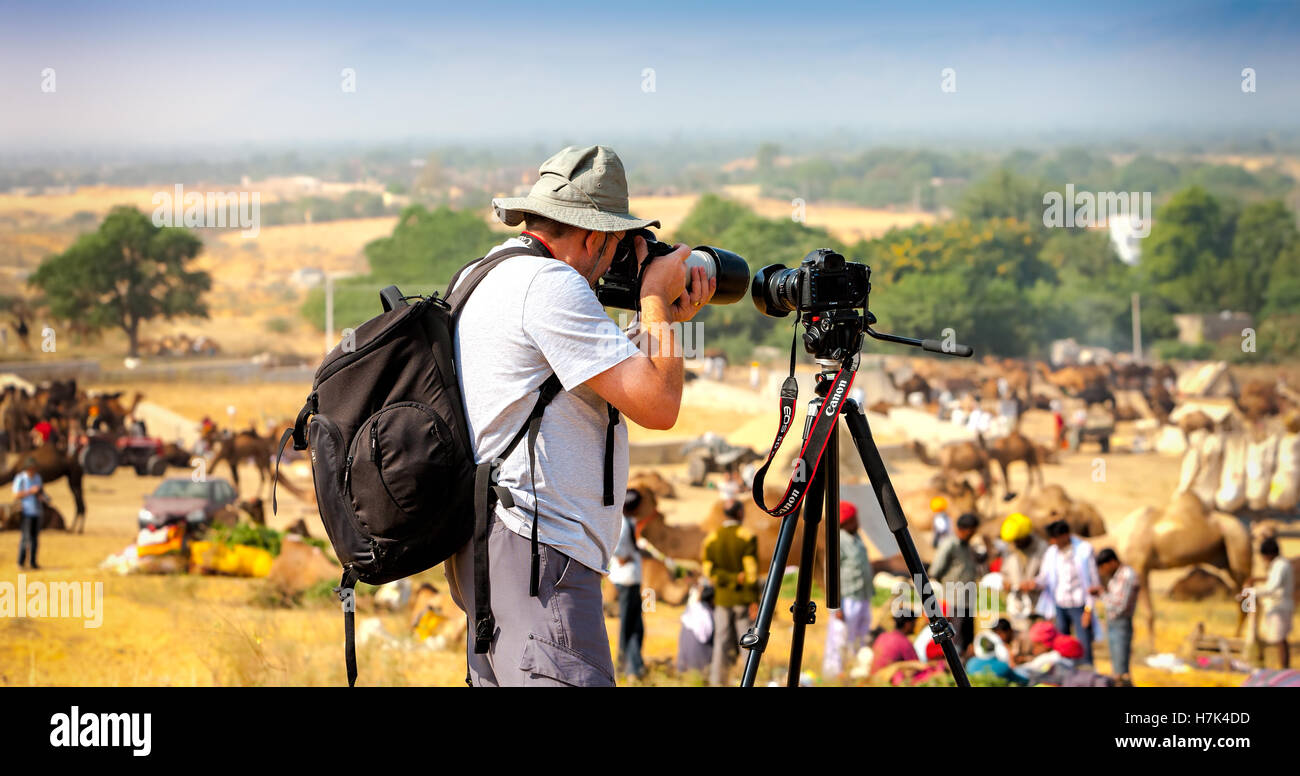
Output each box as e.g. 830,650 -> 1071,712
751,249 -> 870,318
595,228 -> 750,311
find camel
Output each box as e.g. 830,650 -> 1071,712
910,439 -> 993,506
1237,379 -> 1281,420
1008,483 -> 1106,538
1094,492 -> 1252,646
629,470 -> 676,500
1035,363 -> 1114,406
207,429 -> 277,497
983,431 -> 1046,501
1,387 -> 33,453
0,445 -> 87,532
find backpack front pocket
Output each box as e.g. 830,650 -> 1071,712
347,402 -> 458,541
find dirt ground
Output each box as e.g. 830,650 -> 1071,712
3,375 -> 1294,687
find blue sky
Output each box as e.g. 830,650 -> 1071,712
1,0 -> 1297,150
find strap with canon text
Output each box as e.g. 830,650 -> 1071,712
750,360 -> 856,519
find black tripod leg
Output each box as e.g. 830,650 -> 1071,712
785,446 -> 826,687
842,400 -> 971,687
823,419 -> 840,611
739,505 -> 801,687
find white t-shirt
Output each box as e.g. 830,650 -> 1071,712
454,238 -> 641,573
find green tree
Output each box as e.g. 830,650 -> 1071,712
364,204 -> 500,285
1141,186 -> 1235,313
29,205 -> 210,357
1227,199 -> 1298,317
301,204 -> 501,332
958,169 -> 1044,226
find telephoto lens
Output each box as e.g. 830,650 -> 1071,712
596,228 -> 749,310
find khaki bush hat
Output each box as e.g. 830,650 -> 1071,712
492,145 -> 660,233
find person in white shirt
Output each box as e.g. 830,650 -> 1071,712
1252,537 -> 1294,668
1027,520 -> 1100,665
609,489 -> 646,680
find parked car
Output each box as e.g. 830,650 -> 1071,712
138,477 -> 238,531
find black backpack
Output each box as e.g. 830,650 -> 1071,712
273,242 -> 574,686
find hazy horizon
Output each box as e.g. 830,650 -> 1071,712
3,0 -> 1299,156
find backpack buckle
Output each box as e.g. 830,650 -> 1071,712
474,614 -> 495,653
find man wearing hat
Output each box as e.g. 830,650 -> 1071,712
13,456 -> 45,569
823,501 -> 874,679
445,146 -> 715,686
999,512 -> 1045,631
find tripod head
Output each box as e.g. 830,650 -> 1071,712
802,306 -> 975,364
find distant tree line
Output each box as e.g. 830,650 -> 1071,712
302,171 -> 1300,365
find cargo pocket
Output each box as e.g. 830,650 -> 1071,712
519,634 -> 615,687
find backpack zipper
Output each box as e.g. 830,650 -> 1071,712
343,454 -> 353,493
369,422 -> 379,464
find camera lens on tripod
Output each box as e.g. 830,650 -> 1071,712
751,263 -> 801,317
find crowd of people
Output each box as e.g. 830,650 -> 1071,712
607,475 -> 1294,686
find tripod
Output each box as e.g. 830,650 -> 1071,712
740,332 -> 973,688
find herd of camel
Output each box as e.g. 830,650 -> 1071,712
0,378 -> 305,532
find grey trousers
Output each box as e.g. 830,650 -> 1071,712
445,516 -> 616,687
710,604 -> 752,686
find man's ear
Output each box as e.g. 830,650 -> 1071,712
582,229 -> 602,258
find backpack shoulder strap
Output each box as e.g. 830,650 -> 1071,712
445,246 -> 543,317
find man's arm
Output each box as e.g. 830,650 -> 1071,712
585,240 -> 714,430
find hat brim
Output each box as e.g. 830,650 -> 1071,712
493,196 -> 660,232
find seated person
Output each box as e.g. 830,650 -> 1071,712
966,632 -> 1027,685
871,610 -> 920,678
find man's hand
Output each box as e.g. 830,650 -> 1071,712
1082,609 -> 1092,628
638,240 -> 716,322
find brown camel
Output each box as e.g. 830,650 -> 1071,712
910,439 -> 993,507
1008,484 -> 1106,538
208,429 -> 277,497
2,387 -> 32,452
984,431 -> 1046,501
629,470 -> 676,500
1094,492 -> 1252,647
0,446 -> 87,532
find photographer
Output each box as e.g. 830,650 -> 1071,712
445,145 -> 715,686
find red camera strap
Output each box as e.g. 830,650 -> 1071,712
750,361 -> 856,518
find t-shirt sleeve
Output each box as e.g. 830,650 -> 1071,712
521,262 -> 641,391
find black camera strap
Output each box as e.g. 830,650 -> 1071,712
750,326 -> 856,519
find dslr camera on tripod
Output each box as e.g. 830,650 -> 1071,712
751,248 -> 869,317
739,245 -> 975,688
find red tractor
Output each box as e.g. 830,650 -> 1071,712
77,432 -> 174,477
